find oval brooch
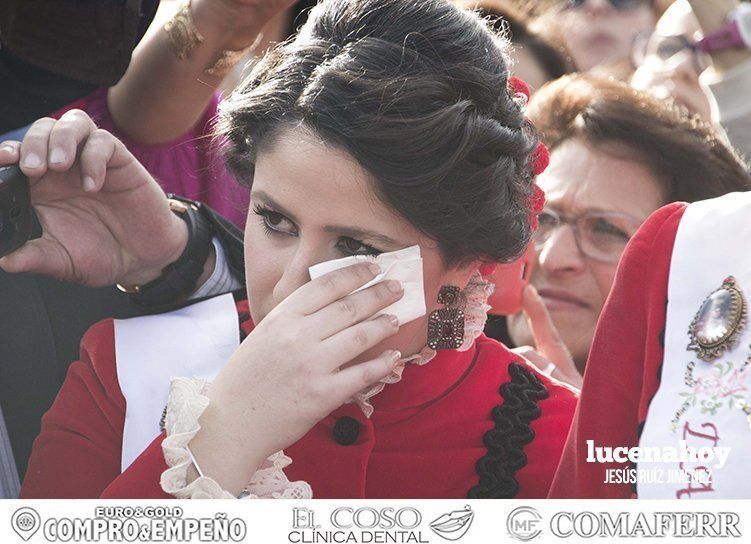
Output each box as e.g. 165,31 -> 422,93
687,276 -> 747,361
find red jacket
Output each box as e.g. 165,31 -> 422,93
548,202 -> 687,498
21,302 -> 577,499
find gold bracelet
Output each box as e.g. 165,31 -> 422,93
164,0 -> 205,60
205,47 -> 254,77
164,0 -> 255,77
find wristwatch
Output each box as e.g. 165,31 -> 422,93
696,4 -> 751,54
117,196 -> 213,307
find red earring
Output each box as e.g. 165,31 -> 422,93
428,286 -> 465,350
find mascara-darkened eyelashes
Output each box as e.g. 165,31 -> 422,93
251,203 -> 383,256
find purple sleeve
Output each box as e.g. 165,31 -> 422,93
66,88 -> 249,228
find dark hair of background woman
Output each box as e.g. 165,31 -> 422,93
529,74 -> 751,202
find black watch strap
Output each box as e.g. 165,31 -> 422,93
120,197 -> 213,308
192,198 -> 245,281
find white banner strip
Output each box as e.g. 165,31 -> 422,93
1,499 -> 747,544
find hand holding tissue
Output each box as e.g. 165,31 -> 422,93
308,245 -> 427,326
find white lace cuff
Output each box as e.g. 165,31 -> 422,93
160,377 -> 312,499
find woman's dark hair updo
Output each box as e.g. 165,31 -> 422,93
219,0 -> 539,266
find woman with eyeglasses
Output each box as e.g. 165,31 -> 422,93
493,73 -> 751,388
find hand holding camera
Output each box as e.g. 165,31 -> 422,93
0,110 -> 189,287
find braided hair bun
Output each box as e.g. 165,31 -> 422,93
220,0 -> 540,266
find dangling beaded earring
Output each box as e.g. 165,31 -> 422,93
427,286 -> 465,350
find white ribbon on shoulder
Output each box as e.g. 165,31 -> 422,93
638,192 -> 751,499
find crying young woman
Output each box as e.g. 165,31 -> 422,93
3,0 -> 577,499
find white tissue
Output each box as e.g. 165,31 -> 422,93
308,245 -> 426,325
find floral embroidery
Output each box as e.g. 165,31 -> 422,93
672,358 -> 751,432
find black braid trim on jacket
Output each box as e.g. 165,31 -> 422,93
467,361 -> 550,499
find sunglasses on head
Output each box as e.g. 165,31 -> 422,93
567,0 -> 650,11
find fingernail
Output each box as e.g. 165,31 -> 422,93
385,280 -> 403,294
49,148 -> 66,164
22,153 -> 42,169
82,176 -> 97,192
0,145 -> 15,154
389,350 -> 402,362
368,263 -> 382,276
386,314 -> 399,327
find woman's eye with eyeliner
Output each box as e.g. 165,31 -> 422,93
253,205 -> 297,236
252,204 -> 382,254
336,237 -> 381,256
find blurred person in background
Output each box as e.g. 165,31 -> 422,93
216,0 -> 318,92
93,0 -> 303,225
533,0 -> 656,77
491,74 -> 751,387
632,0 -> 751,160
631,0 -> 713,122
456,0 -> 574,90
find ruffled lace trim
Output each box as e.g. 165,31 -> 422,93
348,270 -> 492,418
347,345 -> 437,418
459,271 -> 493,352
160,271 -> 492,496
160,377 -> 313,499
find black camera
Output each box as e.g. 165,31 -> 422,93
0,165 -> 32,259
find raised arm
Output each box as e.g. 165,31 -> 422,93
688,0 -> 751,160
108,0 -> 297,144
688,0 -> 751,74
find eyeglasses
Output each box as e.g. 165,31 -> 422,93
631,32 -> 710,74
567,0 -> 650,11
534,208 -> 644,263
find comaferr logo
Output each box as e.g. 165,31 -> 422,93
504,508 -> 743,540
429,505 -> 474,541
550,511 -> 742,538
507,506 -> 542,542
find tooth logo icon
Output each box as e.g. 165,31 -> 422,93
429,505 -> 474,541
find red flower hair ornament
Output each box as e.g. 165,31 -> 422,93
508,75 -> 548,230
508,76 -> 530,103
478,77 -> 547,279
